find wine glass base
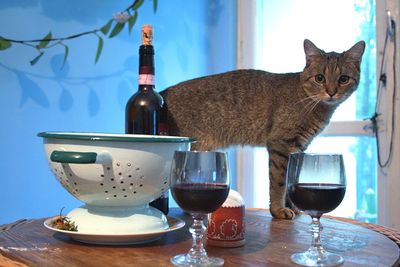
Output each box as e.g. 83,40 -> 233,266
171,253 -> 224,267
291,251 -> 344,266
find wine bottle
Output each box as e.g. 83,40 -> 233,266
125,25 -> 169,214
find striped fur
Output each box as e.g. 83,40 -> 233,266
161,39 -> 365,219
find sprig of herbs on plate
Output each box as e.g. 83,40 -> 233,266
51,207 -> 78,232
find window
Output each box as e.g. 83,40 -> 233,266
237,0 -> 380,222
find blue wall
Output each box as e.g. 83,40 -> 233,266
0,0 -> 236,224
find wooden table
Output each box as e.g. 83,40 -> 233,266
1,209 -> 399,266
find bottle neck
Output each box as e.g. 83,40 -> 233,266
137,84 -> 155,91
139,45 -> 155,86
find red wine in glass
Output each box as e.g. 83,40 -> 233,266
172,183 -> 229,214
288,183 -> 345,218
170,151 -> 230,267
286,153 -> 346,266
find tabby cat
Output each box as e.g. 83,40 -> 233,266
160,39 -> 365,219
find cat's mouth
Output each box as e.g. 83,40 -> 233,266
322,95 -> 342,105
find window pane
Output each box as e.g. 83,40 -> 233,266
255,0 -> 376,121
354,0 -> 377,121
253,137 -> 378,223
254,0 -> 377,222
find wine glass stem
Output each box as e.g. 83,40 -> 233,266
310,217 -> 325,256
188,213 -> 207,260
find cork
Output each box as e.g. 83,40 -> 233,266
141,25 -> 153,45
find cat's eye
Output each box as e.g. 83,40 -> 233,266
338,75 -> 350,84
314,74 -> 325,83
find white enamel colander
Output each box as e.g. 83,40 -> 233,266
38,132 -> 193,235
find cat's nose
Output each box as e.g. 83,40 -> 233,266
326,86 -> 337,97
327,91 -> 337,97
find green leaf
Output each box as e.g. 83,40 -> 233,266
132,0 -> 144,10
61,45 -> 69,68
30,52 -> 44,66
37,32 -> 52,49
0,38 -> 12,50
109,22 -> 125,38
95,36 -> 104,63
153,0 -> 158,13
100,19 -> 113,35
128,12 -> 138,34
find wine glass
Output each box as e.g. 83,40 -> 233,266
170,151 -> 230,266
286,153 -> 346,266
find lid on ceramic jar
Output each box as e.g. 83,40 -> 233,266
222,189 -> 245,208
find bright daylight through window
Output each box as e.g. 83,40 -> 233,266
253,0 -> 377,222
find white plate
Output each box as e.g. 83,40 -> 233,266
44,216 -> 185,245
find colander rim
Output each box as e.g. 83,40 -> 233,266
38,131 -> 195,143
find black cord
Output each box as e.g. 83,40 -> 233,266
373,18 -> 397,168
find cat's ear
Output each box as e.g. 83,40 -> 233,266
345,40 -> 366,62
304,39 -> 321,66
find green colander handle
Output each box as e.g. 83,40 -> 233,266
50,150 -> 112,164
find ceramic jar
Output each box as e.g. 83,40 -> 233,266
206,189 -> 245,247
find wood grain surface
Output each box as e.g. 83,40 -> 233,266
0,209 -> 399,267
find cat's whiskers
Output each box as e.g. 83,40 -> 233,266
305,99 -> 322,117
302,95 -> 322,117
299,94 -> 319,109
295,94 -> 320,108
301,100 -> 317,115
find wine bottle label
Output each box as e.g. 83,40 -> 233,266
138,74 -> 155,85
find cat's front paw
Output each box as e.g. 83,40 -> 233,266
290,205 -> 301,215
270,207 -> 296,220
